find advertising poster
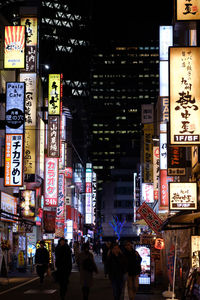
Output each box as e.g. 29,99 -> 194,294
5,134 -> 23,187
170,47 -> 200,145
6,82 -> 25,134
4,26 -> 25,68
135,244 -> 151,285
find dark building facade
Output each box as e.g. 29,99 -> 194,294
88,42 -> 159,190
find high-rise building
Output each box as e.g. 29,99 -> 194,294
88,42 -> 159,189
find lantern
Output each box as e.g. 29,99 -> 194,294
155,238 -> 165,250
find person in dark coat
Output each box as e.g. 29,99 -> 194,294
107,243 -> 126,300
35,240 -> 49,283
123,241 -> 142,300
79,242 -> 98,300
102,241 -> 111,277
55,237 -> 72,300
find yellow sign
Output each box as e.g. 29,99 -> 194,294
176,0 -> 200,20
24,127 -> 36,174
4,26 -> 25,68
170,47 -> 200,145
48,74 -> 61,115
169,182 -> 197,210
21,17 -> 37,45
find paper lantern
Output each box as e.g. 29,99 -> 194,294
155,238 -> 165,250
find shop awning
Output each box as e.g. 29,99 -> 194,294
161,211 -> 200,231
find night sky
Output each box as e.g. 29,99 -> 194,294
92,0 -> 174,44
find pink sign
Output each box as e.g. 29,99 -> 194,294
44,157 -> 58,206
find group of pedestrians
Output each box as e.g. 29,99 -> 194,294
35,238 -> 141,300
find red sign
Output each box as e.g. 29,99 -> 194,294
137,202 -> 163,234
160,170 -> 173,210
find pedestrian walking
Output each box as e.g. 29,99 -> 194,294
35,240 -> 49,284
73,241 -> 80,269
102,241 -> 111,277
55,237 -> 72,300
123,241 -> 142,300
79,242 -> 98,300
107,243 -> 127,300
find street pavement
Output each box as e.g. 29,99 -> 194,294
0,254 -> 164,300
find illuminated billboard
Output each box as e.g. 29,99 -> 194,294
142,183 -> 154,203
159,26 -> 173,61
170,47 -> 200,145
4,26 -> 25,69
176,0 -> 200,21
48,74 -> 61,115
6,82 -> 25,134
5,134 -> 23,186
143,124 -> 153,183
0,192 -> 17,222
169,182 -> 197,210
153,146 -> 159,201
20,190 -> 36,217
85,165 -> 93,224
44,157 -> 58,207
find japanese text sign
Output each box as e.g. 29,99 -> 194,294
44,157 -> 58,207
48,116 -> 60,157
170,47 -> 200,145
56,173 -> 65,218
21,17 -> 37,72
5,134 -> 23,186
176,0 -> 200,20
4,26 -> 25,69
6,82 -> 25,134
169,182 -> 197,210
20,73 -> 37,126
48,74 -> 61,115
143,124 -> 153,183
137,202 -> 163,234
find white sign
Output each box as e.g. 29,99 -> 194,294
169,182 -> 197,210
160,133 -> 167,170
6,82 -> 25,134
159,26 -> 173,61
142,183 -> 154,203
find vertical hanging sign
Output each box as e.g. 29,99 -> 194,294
48,74 -> 61,115
44,157 -> 58,207
170,47 -> 200,145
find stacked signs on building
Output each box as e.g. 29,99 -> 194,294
5,82 -> 25,186
43,74 -> 61,234
85,164 -> 93,224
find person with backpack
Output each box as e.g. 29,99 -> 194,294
79,242 -> 98,300
123,241 -> 142,300
55,237 -> 72,300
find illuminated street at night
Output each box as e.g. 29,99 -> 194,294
1,0 -> 200,300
